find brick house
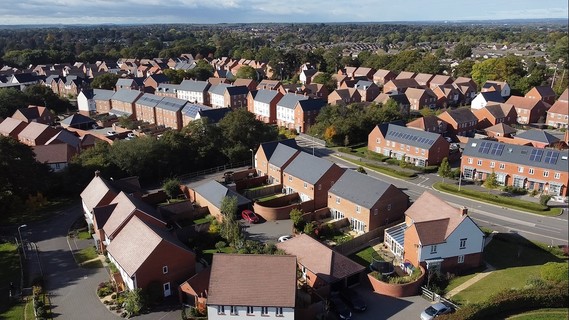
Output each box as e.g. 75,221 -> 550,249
404,87 -> 437,111
506,95 -> 549,124
354,80 -> 380,102
547,98 -> 568,129
177,80 -> 211,105
209,84 -> 248,109
368,123 -> 449,167
413,73 -> 434,87
406,115 -> 448,134
250,89 -> 283,124
263,143 -> 300,185
181,103 -> 211,127
33,143 -> 77,172
524,86 -> 557,105
80,172 -> 119,227
233,78 -> 257,91
143,73 -> 170,93
282,153 -> 345,210
473,103 -> 517,130
257,80 -> 283,91
328,169 -> 409,233
481,80 -> 510,98
301,83 -> 329,100
384,191 -> 484,273
471,91 -> 505,110
513,129 -> 562,149
107,215 -> 196,297
328,88 -> 361,105
155,83 -> 180,98
461,139 -> 568,196
395,71 -> 416,80
373,69 -> 397,86
429,75 -> 453,89
115,77 -> 145,91
383,78 -> 420,94
191,180 -> 252,221
276,234 -> 365,289
110,89 -> 143,119
92,89 -> 115,114
484,123 -> 517,138
12,105 -> 55,124
254,139 -> 298,177
276,93 -> 308,130
452,77 -> 478,105
374,93 -> 411,116
293,98 -> 327,134
0,117 -> 28,139
155,96 -> 188,130
135,93 -> 162,125
206,254 -> 296,320
438,108 -> 478,138
17,122 -> 59,146
432,84 -> 460,108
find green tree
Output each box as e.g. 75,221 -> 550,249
483,171 -> 498,189
235,65 -> 257,80
162,178 -> 181,199
219,196 -> 243,246
453,43 -> 472,60
312,72 -> 336,93
24,84 -> 73,114
437,157 -> 452,181
356,166 -> 367,174
0,88 -> 28,118
124,288 -> 145,317
90,73 -> 120,90
289,208 -> 304,228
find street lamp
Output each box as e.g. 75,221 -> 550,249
18,224 -> 27,259
249,148 -> 255,169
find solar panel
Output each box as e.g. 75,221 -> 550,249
478,141 -> 491,154
544,151 -> 559,164
427,139 -> 434,144
529,149 -> 544,162
490,144 -> 505,156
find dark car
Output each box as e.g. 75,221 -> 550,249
329,295 -> 352,320
241,209 -> 260,223
340,288 -> 367,312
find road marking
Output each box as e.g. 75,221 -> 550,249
447,201 -> 537,227
472,218 -> 568,244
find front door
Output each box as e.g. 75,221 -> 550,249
163,282 -> 171,297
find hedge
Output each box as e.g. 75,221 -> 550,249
439,282 -> 569,320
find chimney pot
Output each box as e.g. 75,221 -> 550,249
94,170 -> 100,177
460,206 -> 468,216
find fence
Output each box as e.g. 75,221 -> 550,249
177,160 -> 251,181
333,220 -> 403,256
421,286 -> 460,310
298,133 -> 327,146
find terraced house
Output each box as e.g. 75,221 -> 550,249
275,93 -> 308,130
461,139 -> 568,197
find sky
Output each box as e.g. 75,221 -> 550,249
0,0 -> 567,25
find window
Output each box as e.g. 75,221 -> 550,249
247,307 -> 254,315
318,184 -> 322,191
459,238 -> 467,249
387,204 -> 392,211
477,160 -> 482,166
217,306 -> 225,315
303,182 -> 307,189
518,166 -> 524,173
356,205 -> 361,213
529,168 -> 534,175
499,163 -> 505,169
544,171 -> 549,177
554,172 -> 560,179
467,158 -> 473,164
490,161 -> 495,168
374,208 -> 378,216
288,175 -> 292,182
162,266 -> 168,274
376,138 -> 380,143
430,245 -> 437,254
261,307 -> 269,315
276,307 -> 283,317
458,255 -> 465,263
230,306 -> 238,315
336,197 -> 340,204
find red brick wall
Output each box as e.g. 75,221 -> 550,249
367,266 -> 426,297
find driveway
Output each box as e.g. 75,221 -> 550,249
240,219 -> 294,243
351,284 -> 431,320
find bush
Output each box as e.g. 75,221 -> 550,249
97,282 -> 114,297
540,262 -> 569,284
385,158 -> 400,166
35,305 -> 46,319
111,293 -> 117,300
337,147 -> 352,153
502,186 -> 528,195
539,195 -> 552,206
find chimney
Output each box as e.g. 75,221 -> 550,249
94,170 -> 100,177
460,206 -> 468,216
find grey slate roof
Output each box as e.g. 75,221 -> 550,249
268,143 -> 299,168
156,96 -> 188,112
193,180 -> 251,209
93,89 -> 115,101
209,83 -> 231,96
278,93 -> 308,109
60,113 -> 94,126
179,80 -> 210,92
226,85 -> 249,96
111,89 -> 142,103
296,98 -> 326,112
383,123 -> 443,149
515,129 -> 560,144
181,103 -> 211,119
197,108 -> 231,123
462,138 -> 568,171
444,108 -> 478,124
254,89 -> 281,104
136,93 -> 163,107
116,78 -> 135,87
329,169 -> 397,208
258,139 -> 298,162
354,80 -> 375,89
284,152 -> 338,185
156,83 -> 180,93
479,91 -> 505,103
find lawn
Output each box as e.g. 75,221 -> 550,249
202,246 -> 235,264
450,233 -> 567,305
0,243 -> 20,313
349,246 -> 378,267
0,198 -> 76,225
506,308 -> 569,319
75,246 -> 99,264
193,216 -> 212,225
0,297 -> 35,320
77,230 -> 92,240
82,260 -> 103,269
256,194 -> 282,202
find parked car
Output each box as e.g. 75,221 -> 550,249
106,130 -> 117,136
329,295 -> 352,320
241,210 -> 259,223
340,288 -> 367,312
420,302 -> 454,320
278,235 -> 293,242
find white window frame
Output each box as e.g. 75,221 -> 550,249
477,160 -> 482,166
276,307 -> 283,317
430,245 -> 437,254
490,161 -> 495,168
261,307 -> 269,315
230,306 -> 238,315
529,168 -> 534,175
303,182 -> 307,189
499,163 -> 505,169
162,266 -> 168,274
458,255 -> 465,263
336,197 -> 340,204
554,172 -> 560,179
518,166 -> 524,173
467,158 -> 473,164
217,306 -> 225,315
543,171 -> 549,177
356,205 -> 361,213
247,306 -> 254,315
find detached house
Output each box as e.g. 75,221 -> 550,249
328,169 -> 409,233
374,93 -> 411,116
383,78 -> 420,94
81,172 -> 119,227
282,152 -> 345,210
328,88 -> 361,105
481,80 -> 510,98
438,108 -> 478,138
471,91 -> 505,110
484,123 -> 517,139
405,87 -> 437,111
547,96 -> 568,129
263,143 -> 301,185
432,84 -> 460,108
452,77 -> 477,105
373,69 -> 397,86
406,115 -> 448,135
473,103 -> 517,129
0,117 -> 28,139
276,93 -> 308,130
525,86 -> 557,105
384,191 -> 484,273
429,75 -> 453,89
513,129 -> 562,149
107,215 -> 195,297
368,123 -> 449,167
191,180 -> 252,221
250,89 -> 283,124
395,71 -> 416,80
461,139 -> 568,196
17,122 -> 59,146
207,254 -> 296,320
507,95 -> 549,125
354,80 -> 380,102
12,105 -> 55,124
413,73 -> 434,87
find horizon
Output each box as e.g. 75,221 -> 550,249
1,0 -> 567,26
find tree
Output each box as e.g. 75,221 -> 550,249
312,72 -> 336,93
162,178 -> 181,199
0,88 -> 28,118
235,65 -> 257,80
356,166 -> 367,174
219,196 -> 243,246
437,157 -> 452,181
453,43 -> 472,60
24,84 -> 73,114
289,208 -> 304,229
124,288 -> 145,317
483,172 -> 498,189
90,73 -> 119,90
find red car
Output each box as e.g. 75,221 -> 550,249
241,210 -> 260,223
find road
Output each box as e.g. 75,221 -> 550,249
296,136 -> 568,246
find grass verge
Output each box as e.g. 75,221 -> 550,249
82,260 -> 104,269
433,182 -> 562,216
75,246 -> 99,264
0,243 -> 20,313
506,308 -> 569,319
334,154 -> 417,179
1,198 -> 76,225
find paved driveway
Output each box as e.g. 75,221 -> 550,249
240,219 -> 294,243
351,284 -> 431,320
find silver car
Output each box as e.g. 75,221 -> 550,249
420,302 -> 454,320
